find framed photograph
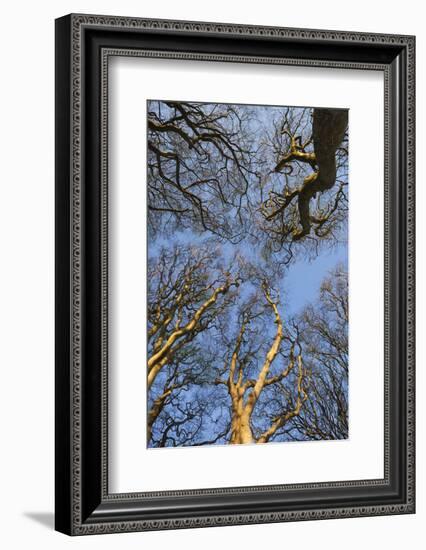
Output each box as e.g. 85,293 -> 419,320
55,14 -> 415,535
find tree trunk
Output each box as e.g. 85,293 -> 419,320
230,401 -> 254,444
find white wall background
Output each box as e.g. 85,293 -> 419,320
0,1 -> 422,548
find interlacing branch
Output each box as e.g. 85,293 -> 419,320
147,101 -> 258,241
214,282 -> 308,444
148,248 -> 240,390
261,108 -> 348,242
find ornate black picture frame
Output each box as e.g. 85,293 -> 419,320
55,13 -> 415,535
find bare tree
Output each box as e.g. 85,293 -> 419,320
291,264 -> 349,440
148,263 -> 348,448
213,280 -> 308,444
147,245 -> 240,445
147,245 -> 240,390
148,102 -> 349,265
147,101 -> 259,241
260,108 -> 348,251
147,350 -> 224,446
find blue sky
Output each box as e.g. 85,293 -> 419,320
283,245 -> 347,315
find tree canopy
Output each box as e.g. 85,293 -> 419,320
146,100 -> 349,447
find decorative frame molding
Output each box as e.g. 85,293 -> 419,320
55,14 -> 415,535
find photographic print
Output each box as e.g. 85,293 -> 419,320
147,100 -> 349,448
